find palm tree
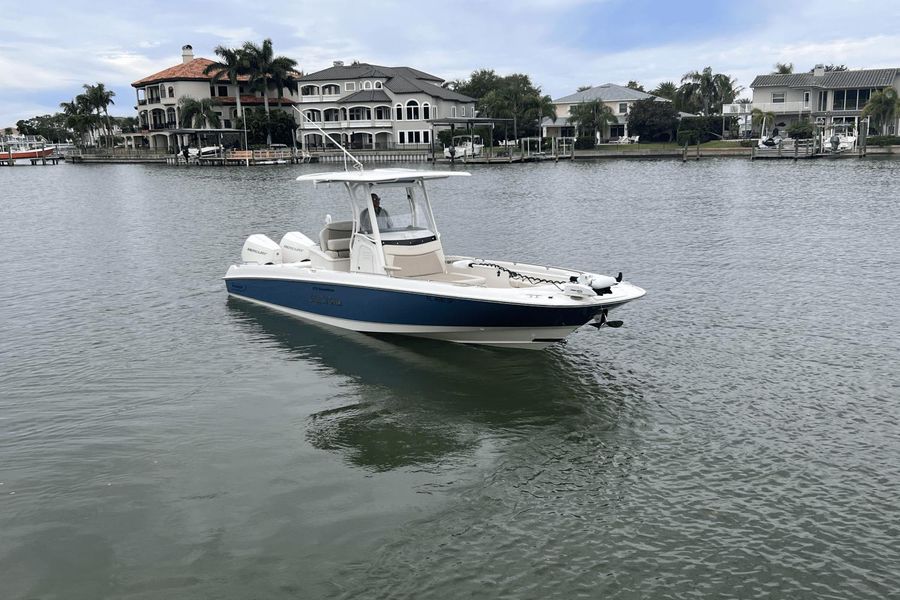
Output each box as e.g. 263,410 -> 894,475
241,39 -> 298,146
204,45 -> 248,130
82,83 -> 116,145
773,62 -> 794,74
680,67 -> 741,115
60,95 -> 98,147
751,108 -> 776,136
179,97 -> 222,128
651,81 -> 677,100
861,87 -> 900,135
568,100 -> 619,141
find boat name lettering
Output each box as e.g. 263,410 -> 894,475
310,294 -> 342,306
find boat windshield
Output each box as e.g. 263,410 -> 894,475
360,185 -> 437,243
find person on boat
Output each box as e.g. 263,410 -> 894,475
360,193 -> 393,233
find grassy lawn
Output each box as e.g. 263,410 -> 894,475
590,140 -> 748,151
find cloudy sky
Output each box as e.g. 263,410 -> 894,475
2,0 -> 899,126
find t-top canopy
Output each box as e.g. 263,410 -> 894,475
296,168 -> 471,185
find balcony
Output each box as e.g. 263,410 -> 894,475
137,99 -> 147,106
301,119 -> 393,129
723,101 -> 810,114
299,94 -> 343,103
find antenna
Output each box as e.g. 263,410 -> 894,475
292,106 -> 363,171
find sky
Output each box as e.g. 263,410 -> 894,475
2,0 -> 899,126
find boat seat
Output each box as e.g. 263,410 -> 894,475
406,272 -> 485,286
325,237 -> 350,252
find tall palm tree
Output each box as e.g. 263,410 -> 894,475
179,97 -> 222,149
680,67 -> 741,115
568,100 -> 619,141
204,45 -> 248,138
82,83 -> 116,145
861,87 -> 900,134
241,39 -> 298,146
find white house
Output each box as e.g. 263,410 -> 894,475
295,61 -> 476,150
125,44 -> 300,151
723,65 -> 900,136
541,83 -> 670,141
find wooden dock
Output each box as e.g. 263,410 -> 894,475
1,154 -> 63,166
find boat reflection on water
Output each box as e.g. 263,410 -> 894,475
226,298 -> 641,472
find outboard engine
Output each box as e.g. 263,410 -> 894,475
280,231 -> 316,263
241,234 -> 282,265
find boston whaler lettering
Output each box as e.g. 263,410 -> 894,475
224,166 -> 645,349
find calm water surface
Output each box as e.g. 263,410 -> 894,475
1,158 -> 899,599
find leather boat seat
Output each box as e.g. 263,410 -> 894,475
325,237 -> 350,252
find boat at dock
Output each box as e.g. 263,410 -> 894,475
443,135 -> 484,159
0,134 -> 55,161
224,168 -> 645,349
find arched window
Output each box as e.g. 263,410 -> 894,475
395,104 -> 403,120
423,103 -> 430,120
374,105 -> 391,120
451,106 -> 457,118
460,105 -> 466,117
374,81 -> 383,89
322,84 -> 340,95
340,107 -> 348,121
301,85 -> 319,96
363,81 -> 372,90
324,108 -> 340,122
406,100 -> 419,120
168,86 -> 174,97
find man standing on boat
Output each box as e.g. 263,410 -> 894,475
360,193 -> 393,233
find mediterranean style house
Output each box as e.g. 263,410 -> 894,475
124,44 -> 299,150
724,65 -> 900,136
295,61 -> 476,150
541,83 -> 671,141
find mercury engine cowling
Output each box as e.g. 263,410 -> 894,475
241,234 -> 282,265
280,231 -> 316,263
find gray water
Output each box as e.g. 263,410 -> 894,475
1,158 -> 899,599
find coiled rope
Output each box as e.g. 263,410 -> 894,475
468,261 -> 564,289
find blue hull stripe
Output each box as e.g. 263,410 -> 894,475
225,278 -> 609,327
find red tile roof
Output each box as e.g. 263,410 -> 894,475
132,58 -> 251,86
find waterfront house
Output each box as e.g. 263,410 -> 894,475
294,61 -> 475,150
125,44 -> 299,151
723,65 -> 900,136
541,83 -> 670,142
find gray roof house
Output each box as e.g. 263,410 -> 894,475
723,65 -> 900,135
295,61 -> 476,150
541,83 -> 670,141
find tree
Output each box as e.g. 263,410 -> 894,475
3,127 -> 12,136
241,38 -> 298,145
59,94 -> 97,146
236,109 -> 296,146
861,87 -> 900,134
773,62 -> 794,74
179,97 -> 221,129
627,99 -> 679,141
450,69 -> 502,99
809,64 -> 847,73
626,80 -> 644,92
568,100 -> 618,140
477,73 -> 555,139
576,85 -> 592,92
651,81 -> 677,100
81,83 -> 116,145
751,108 -> 776,135
787,120 -> 814,139
679,67 -> 742,115
204,45 -> 249,142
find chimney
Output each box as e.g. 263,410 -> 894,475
333,60 -> 344,67
182,44 -> 194,64
813,64 -> 824,77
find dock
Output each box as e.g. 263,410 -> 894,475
1,154 -> 63,166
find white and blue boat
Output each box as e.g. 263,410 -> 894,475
224,168 -> 645,349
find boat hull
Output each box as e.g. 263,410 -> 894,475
2,147 -> 54,160
224,271 -> 639,349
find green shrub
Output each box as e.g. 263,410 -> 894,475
866,135 -> 900,146
574,136 -> 596,150
787,121 -> 815,139
739,139 -> 755,147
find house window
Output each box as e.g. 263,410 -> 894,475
374,81 -> 383,89
395,104 -> 403,120
619,103 -> 628,114
772,92 -> 785,103
423,130 -> 429,143
423,103 -> 430,120
460,105 -> 466,117
818,91 -> 829,111
345,82 -> 356,91
168,86 -> 174,97
159,84 -> 165,98
399,131 -> 406,144
374,105 -> 391,120
218,85 -> 228,97
858,89 -> 871,108
406,100 -> 419,120
363,81 -> 372,90
322,84 -> 340,95
803,91 -> 810,106
451,106 -> 457,118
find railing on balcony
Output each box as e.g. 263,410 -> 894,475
299,94 -> 343,103
723,101 -> 810,114
137,99 -> 147,106
300,119 -> 394,129
146,121 -> 179,131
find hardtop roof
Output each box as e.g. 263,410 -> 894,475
296,168 -> 471,184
